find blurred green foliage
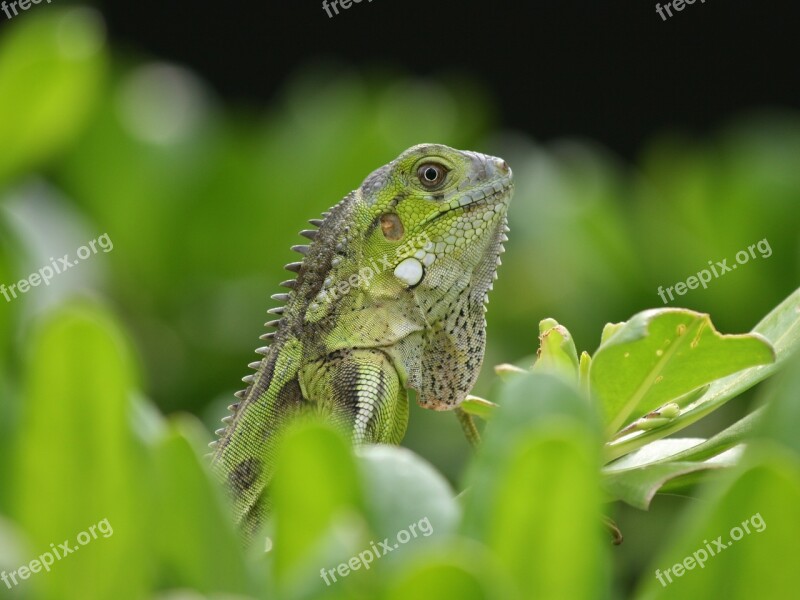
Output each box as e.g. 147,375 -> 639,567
1,7 -> 799,600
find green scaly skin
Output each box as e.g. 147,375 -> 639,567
211,143 -> 513,534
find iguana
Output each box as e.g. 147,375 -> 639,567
210,143 -> 513,534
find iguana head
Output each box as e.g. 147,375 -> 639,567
294,143 -> 511,409
359,142 -> 513,292
347,143 -> 514,409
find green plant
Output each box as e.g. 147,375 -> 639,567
1,288 -> 797,600
463,287 -> 799,515
2,9 -> 799,599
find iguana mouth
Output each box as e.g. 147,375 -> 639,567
443,175 -> 514,215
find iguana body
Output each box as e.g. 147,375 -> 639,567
211,144 -> 513,533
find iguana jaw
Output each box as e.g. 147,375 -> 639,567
435,174 -> 514,220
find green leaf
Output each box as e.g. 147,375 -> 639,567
603,451 -> 741,510
0,8 -> 106,187
271,421 -> 363,587
657,409 -> 763,465
357,445 -> 460,552
756,350 -> 800,457
462,373 -> 608,600
459,395 -> 498,421
591,307 -> 774,437
12,303 -> 150,600
605,439 -> 708,471
152,416 -> 251,596
386,551 -> 513,600
606,286 -> 800,461
636,449 -> 800,599
579,351 -> 592,394
533,318 -> 579,379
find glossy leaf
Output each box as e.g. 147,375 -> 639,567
606,286 -> 800,461
592,308 -> 774,437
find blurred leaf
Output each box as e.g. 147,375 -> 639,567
357,445 -> 460,552
490,426 -> 607,599
0,516 -> 25,583
636,449 -> 800,599
12,302 -> 150,600
152,416 -> 251,596
0,8 -> 106,187
0,219 -> 21,480
756,351 -> 800,457
463,373 -> 608,600
593,308 -> 774,437
272,421 -> 363,586
607,286 -> 800,461
386,551 -> 512,600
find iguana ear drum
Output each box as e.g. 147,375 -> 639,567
380,213 -> 404,241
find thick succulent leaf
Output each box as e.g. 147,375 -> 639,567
606,408 -> 764,472
592,308 -> 774,437
659,409 -> 764,464
606,286 -> 800,461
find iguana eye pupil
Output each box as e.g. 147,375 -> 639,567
418,164 -> 447,188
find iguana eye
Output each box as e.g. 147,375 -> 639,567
417,163 -> 447,188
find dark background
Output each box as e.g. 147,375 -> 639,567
99,0 -> 798,159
